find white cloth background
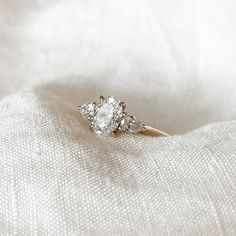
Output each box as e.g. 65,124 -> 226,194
0,0 -> 236,235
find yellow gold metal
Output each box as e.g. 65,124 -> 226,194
141,125 -> 169,137
99,95 -> 105,101
119,102 -> 126,110
122,112 -> 128,117
87,116 -> 93,121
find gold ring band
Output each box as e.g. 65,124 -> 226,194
141,125 -> 169,137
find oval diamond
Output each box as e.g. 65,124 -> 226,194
92,96 -> 123,136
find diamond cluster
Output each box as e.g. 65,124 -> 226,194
79,96 -> 144,136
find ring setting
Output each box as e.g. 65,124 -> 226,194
78,95 -> 168,137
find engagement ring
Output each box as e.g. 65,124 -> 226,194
78,96 -> 169,137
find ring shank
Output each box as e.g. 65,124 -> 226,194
141,125 -> 169,137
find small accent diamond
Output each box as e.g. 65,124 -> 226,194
120,115 -> 144,133
80,103 -> 96,120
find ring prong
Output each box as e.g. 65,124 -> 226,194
113,129 -> 123,137
120,102 -> 126,110
122,111 -> 127,117
88,116 -> 93,121
113,129 -> 120,136
89,124 -> 93,130
78,105 -> 82,111
99,95 -> 105,101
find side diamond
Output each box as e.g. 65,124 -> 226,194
79,103 -> 96,120
120,115 -> 144,133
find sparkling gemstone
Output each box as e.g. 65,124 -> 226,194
80,103 -> 96,119
92,96 -> 123,136
120,115 -> 144,133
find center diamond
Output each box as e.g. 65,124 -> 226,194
92,96 -> 123,136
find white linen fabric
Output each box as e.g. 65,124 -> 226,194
0,0 -> 236,235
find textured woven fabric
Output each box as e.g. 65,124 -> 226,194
0,84 -> 235,235
1,0 -> 236,235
